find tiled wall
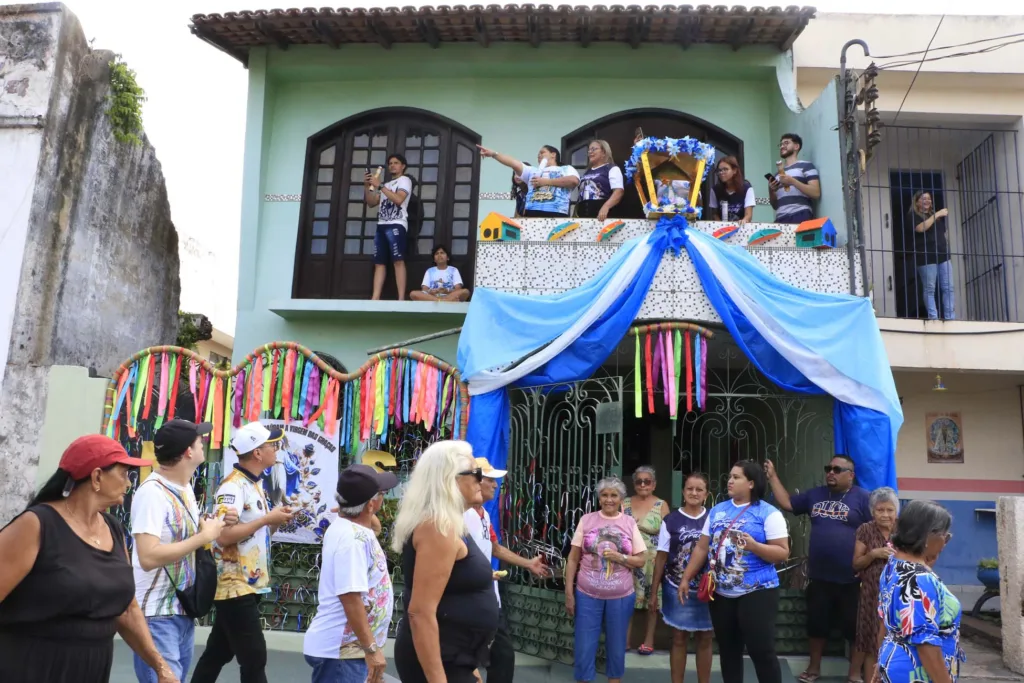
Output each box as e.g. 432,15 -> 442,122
475,219 -> 863,322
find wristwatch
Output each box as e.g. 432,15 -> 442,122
361,642 -> 379,655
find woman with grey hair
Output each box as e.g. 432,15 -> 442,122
851,487 -> 899,682
564,476 -> 647,683
876,500 -> 964,683
623,465 -> 668,655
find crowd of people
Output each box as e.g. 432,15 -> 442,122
0,422 -> 967,683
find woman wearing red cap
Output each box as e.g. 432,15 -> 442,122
0,434 -> 179,683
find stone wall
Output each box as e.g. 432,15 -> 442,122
998,496 -> 1024,674
0,3 -> 180,523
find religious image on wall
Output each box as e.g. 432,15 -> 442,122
223,420 -> 340,542
926,412 -> 964,464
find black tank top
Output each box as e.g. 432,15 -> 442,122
401,532 -> 499,632
0,505 -> 135,640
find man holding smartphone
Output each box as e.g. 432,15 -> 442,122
768,133 -> 820,224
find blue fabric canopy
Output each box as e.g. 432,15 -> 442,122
458,216 -> 902,542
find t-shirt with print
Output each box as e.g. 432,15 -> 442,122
657,507 -> 708,592
464,507 -> 500,607
701,499 -> 788,598
213,464 -> 271,600
791,485 -> 871,584
520,164 -> 580,216
131,472 -> 201,617
422,266 -> 464,294
377,175 -> 413,228
303,517 -> 394,659
774,160 -> 819,224
579,164 -> 624,202
571,511 -> 646,600
710,181 -> 756,222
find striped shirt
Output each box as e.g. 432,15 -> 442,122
774,160 -> 819,224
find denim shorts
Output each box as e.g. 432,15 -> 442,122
373,223 -> 408,265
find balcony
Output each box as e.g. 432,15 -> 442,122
859,122 -> 1024,323
475,218 -> 862,323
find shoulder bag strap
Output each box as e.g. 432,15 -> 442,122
709,507 -> 749,569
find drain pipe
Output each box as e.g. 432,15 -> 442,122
840,39 -> 871,297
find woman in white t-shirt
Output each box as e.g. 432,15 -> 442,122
365,153 -> 413,300
576,140 -> 625,220
410,245 -> 469,302
478,144 -> 579,217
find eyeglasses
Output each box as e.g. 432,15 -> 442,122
457,468 -> 483,482
716,168 -> 731,174
942,532 -> 953,543
824,466 -> 853,474
634,478 -> 653,486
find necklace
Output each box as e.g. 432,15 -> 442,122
64,500 -> 103,546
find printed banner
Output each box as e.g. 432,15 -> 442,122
222,420 -> 340,543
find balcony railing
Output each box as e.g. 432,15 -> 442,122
858,124 -> 1024,322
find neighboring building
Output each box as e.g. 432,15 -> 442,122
196,326 -> 234,366
0,3 -> 180,523
795,13 -> 1024,600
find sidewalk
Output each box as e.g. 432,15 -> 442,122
111,629 -> 1021,682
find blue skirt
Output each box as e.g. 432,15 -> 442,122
661,582 -> 713,632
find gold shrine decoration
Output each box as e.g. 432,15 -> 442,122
624,137 -> 717,219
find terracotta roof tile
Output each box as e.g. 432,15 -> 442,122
190,4 -> 816,65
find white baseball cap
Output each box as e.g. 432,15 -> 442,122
474,457 -> 508,479
229,422 -> 284,455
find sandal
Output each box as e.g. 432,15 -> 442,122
638,645 -> 655,655
798,672 -> 821,683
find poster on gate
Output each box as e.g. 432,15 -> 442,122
221,420 -> 340,543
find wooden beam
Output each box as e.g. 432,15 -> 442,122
580,15 -> 594,48
366,327 -> 463,355
730,18 -> 756,51
255,21 -> 289,51
367,18 -> 392,50
417,17 -> 440,49
474,15 -> 489,48
627,15 -> 646,50
676,17 -> 700,50
527,14 -> 541,48
311,19 -> 341,49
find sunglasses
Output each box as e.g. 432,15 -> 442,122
824,466 -> 853,475
634,478 -> 654,486
457,468 -> 483,482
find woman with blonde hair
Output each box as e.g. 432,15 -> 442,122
392,441 -> 499,683
576,139 -> 625,220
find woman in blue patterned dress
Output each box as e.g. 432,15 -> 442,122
876,500 -> 964,683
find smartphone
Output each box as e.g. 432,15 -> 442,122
764,173 -> 775,182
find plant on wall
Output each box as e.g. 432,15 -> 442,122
978,558 -> 999,569
176,312 -> 213,350
106,55 -> 146,145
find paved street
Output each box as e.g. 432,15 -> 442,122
111,632 -> 1020,682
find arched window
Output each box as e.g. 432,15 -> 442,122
562,109 -> 744,219
293,108 -> 481,300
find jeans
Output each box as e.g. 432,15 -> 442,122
134,615 -> 195,683
304,655 -> 368,683
709,588 -> 782,683
191,594 -> 268,683
917,260 -> 955,320
573,591 -> 634,681
487,608 -> 515,683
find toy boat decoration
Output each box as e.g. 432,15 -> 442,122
747,228 -> 782,246
712,225 -> 739,241
597,220 -> 625,242
548,221 -> 580,241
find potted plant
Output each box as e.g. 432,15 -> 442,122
977,558 -> 1000,590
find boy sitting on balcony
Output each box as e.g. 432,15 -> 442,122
410,244 -> 470,302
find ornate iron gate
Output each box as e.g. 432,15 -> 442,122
500,376 -> 623,664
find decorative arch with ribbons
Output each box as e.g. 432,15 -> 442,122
101,342 -> 469,453
629,321 -> 714,419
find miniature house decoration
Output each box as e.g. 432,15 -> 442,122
479,212 -> 522,241
624,137 -> 717,219
795,217 -> 837,249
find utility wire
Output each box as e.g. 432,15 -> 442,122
877,37 -> 1024,70
891,15 -> 944,125
871,30 -> 1024,59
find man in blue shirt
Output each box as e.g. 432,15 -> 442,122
765,455 -> 871,683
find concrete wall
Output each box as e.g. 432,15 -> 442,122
36,365 -> 108,488
893,370 -> 1024,590
0,4 -> 180,523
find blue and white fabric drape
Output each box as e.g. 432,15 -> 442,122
457,216 -> 902,541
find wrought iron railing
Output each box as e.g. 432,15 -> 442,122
855,125 -> 1024,322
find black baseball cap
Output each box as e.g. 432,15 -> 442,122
337,463 -> 399,507
154,419 -> 213,462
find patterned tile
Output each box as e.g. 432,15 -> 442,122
480,192 -> 512,200
265,193 -> 302,202
475,243 -> 525,290
817,250 -> 853,295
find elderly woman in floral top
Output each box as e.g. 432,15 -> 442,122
876,500 -> 964,683
623,465 -> 668,655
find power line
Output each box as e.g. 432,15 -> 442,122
877,37 -> 1024,70
871,30 -> 1024,60
891,15 -> 945,125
